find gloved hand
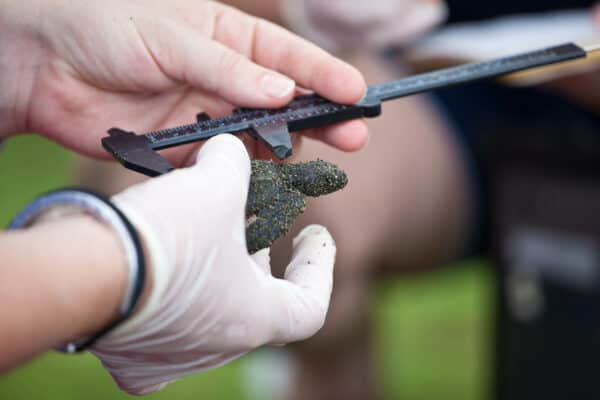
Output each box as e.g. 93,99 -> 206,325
281,0 -> 447,52
92,134 -> 336,395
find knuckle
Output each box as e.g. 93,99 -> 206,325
218,51 -> 247,77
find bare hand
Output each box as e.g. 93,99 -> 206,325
0,0 -> 368,164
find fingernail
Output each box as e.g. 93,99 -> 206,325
261,73 -> 295,99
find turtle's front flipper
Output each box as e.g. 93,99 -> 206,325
246,190 -> 306,254
246,161 -> 282,215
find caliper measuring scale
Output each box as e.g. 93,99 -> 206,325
102,42 -> 599,177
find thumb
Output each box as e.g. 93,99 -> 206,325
189,133 -> 252,249
266,225 -> 336,344
187,134 -> 252,206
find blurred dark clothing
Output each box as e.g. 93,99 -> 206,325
445,0 -> 595,23
431,0 -> 600,254
436,84 -> 600,164
435,84 -> 600,254
434,8 -> 600,394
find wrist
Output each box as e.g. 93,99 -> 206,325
103,197 -> 166,336
43,215 -> 130,339
0,0 -> 47,136
3,213 -> 128,349
65,213 -> 155,339
9,189 -> 148,352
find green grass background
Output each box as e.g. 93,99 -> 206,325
0,135 -> 494,399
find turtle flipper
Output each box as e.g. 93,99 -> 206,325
246,161 -> 282,215
246,190 -> 306,254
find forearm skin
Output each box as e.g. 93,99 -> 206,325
0,215 -> 127,372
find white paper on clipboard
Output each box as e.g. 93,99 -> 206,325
404,9 -> 600,86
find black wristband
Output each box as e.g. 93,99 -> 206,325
9,188 -> 146,353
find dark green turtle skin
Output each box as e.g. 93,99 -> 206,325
246,159 -> 348,254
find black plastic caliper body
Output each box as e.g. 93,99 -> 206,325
102,43 -> 587,177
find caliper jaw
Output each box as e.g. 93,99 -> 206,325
251,123 -> 293,160
101,97 -> 382,175
102,128 -> 174,177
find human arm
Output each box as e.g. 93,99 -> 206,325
0,215 -> 128,372
0,0 -> 368,162
1,135 -> 337,395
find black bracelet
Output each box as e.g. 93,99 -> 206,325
9,188 -> 146,353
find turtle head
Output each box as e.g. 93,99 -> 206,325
284,160 -> 348,197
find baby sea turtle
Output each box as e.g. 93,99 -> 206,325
246,159 -> 348,253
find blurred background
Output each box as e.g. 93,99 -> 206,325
0,136 -> 492,399
3,0 -> 600,399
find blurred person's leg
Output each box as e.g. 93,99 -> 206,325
269,51 -> 473,400
75,157 -> 146,195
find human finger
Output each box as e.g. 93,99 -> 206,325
203,4 -> 367,104
146,21 -> 296,108
265,225 -> 336,344
304,119 -> 370,152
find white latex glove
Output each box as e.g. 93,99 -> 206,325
91,134 -> 336,395
281,0 -> 447,52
